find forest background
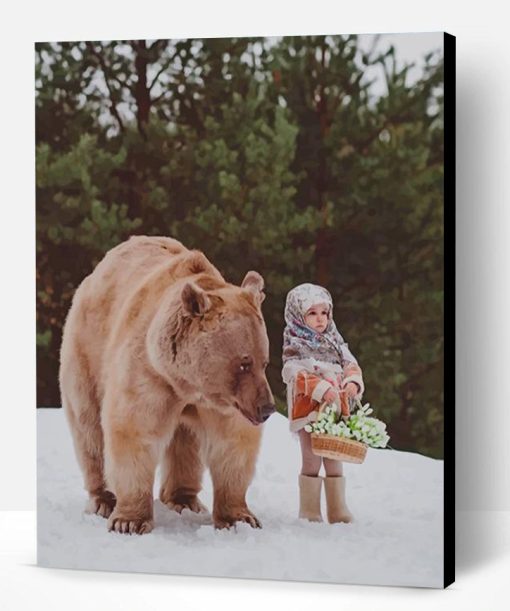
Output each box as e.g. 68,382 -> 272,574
35,34 -> 444,457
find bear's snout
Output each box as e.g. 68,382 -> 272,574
257,403 -> 276,423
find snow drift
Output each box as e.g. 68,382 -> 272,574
37,409 -> 443,588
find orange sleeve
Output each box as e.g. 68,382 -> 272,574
340,361 -> 364,396
295,371 -> 333,403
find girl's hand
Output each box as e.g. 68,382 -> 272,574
344,382 -> 359,398
341,400 -> 350,418
323,388 -> 339,405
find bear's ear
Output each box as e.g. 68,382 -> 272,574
181,282 -> 211,316
241,271 -> 265,305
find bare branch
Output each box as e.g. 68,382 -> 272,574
149,59 -> 175,91
148,39 -> 168,54
152,89 -> 172,105
85,42 -> 125,133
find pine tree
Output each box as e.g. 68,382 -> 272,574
35,36 -> 445,458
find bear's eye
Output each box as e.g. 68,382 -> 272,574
239,356 -> 252,373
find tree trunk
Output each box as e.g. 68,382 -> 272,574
133,40 -> 151,137
314,42 -> 333,288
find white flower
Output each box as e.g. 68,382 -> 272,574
309,401 -> 390,448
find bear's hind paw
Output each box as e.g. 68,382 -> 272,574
214,510 -> 262,530
85,490 -> 116,519
107,514 -> 154,535
163,494 -> 209,515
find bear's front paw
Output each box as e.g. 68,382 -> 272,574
107,511 -> 154,535
86,489 -> 116,519
164,494 -> 209,515
214,508 -> 262,530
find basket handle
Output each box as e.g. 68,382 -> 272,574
317,401 -> 331,415
319,394 -> 363,419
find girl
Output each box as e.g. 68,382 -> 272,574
282,283 -> 364,524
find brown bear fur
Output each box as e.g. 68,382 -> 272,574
59,235 -> 275,534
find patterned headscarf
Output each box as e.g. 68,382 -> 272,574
282,283 -> 349,367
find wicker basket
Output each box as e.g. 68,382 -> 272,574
310,399 -> 368,464
310,433 -> 367,463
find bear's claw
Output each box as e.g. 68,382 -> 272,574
107,514 -> 154,535
165,495 -> 209,514
86,490 -> 116,519
214,510 -> 262,530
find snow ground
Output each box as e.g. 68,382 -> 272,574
37,409 -> 444,588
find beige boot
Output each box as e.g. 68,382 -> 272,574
323,476 -> 353,524
298,474 -> 323,522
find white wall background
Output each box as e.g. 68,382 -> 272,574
0,0 -> 508,516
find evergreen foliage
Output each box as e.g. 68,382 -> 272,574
36,36 -> 444,457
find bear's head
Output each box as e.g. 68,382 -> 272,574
147,270 -> 276,426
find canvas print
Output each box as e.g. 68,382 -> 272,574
36,32 -> 454,588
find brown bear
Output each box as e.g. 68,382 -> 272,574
59,235 -> 275,534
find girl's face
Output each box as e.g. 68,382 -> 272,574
304,302 -> 329,333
